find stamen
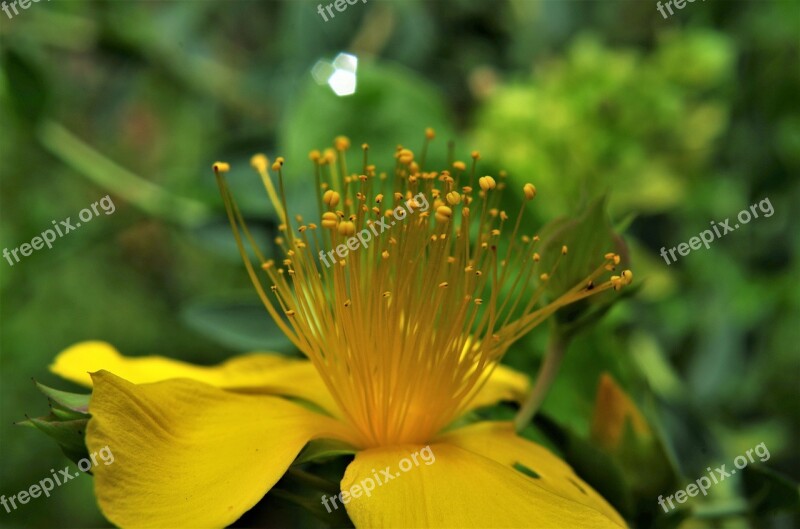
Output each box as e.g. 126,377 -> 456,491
213,132 -> 632,448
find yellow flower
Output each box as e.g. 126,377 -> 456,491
52,132 -> 631,528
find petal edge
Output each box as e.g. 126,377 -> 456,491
87,371 -> 354,529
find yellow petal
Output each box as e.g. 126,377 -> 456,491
86,371 -> 355,529
51,341 -> 340,415
340,437 -> 625,529
438,421 -> 626,527
465,363 -> 529,411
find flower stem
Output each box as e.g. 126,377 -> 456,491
513,330 -> 570,433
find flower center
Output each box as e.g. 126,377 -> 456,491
213,131 -> 631,449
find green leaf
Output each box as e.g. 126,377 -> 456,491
182,299 -> 295,353
21,415 -> 90,466
50,407 -> 90,422
537,196 -> 631,333
35,381 -> 90,414
295,439 -> 357,466
539,196 -> 618,295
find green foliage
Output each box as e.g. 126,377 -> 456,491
742,465 -> 800,516
536,195 -> 635,335
18,384 -> 91,466
1,0 -> 798,528
294,440 -> 358,466
182,299 -> 296,353
472,31 -> 734,219
283,62 -> 457,167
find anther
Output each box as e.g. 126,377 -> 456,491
435,206 -> 453,223
338,221 -> 356,236
212,162 -> 230,173
523,183 -> 536,200
335,136 -> 350,150
321,212 -> 338,229
479,176 -> 497,191
323,190 -> 341,208
250,155 -> 268,171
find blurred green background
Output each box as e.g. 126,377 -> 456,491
1,0 -> 798,527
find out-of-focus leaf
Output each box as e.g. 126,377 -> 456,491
655,30 -> 735,89
295,439 -> 357,466
538,373 -> 682,524
189,218 -> 276,263
268,489 -> 353,528
590,373 -> 651,452
534,413 -> 634,518
280,62 -> 457,222
2,49 -> 49,124
182,299 -> 295,354
742,464 -> 800,516
472,32 -> 733,218
649,509 -> 692,529
258,469 -> 354,528
38,121 -> 211,227
608,398 -> 680,518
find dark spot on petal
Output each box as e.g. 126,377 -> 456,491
513,462 -> 540,479
568,477 -> 588,495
